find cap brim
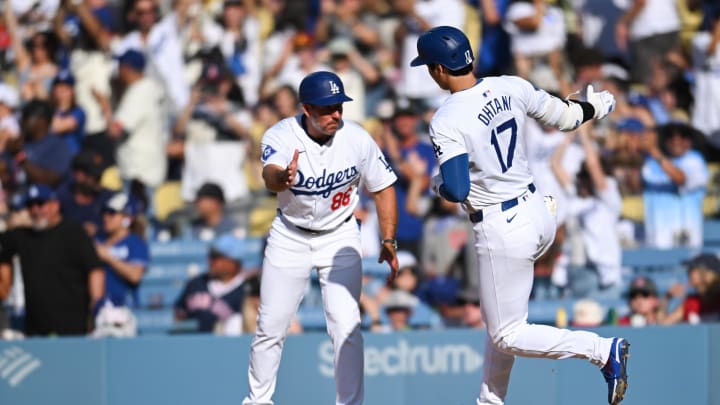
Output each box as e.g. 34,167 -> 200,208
410,56 -> 429,67
305,94 -> 353,106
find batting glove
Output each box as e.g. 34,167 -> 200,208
586,85 -> 616,120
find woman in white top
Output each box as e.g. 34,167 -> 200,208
551,126 -> 623,299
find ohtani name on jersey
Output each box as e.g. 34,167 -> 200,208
291,166 -> 359,197
477,96 -> 512,126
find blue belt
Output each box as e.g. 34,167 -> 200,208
468,183 -> 536,224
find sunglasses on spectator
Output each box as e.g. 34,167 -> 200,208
135,8 -> 155,15
26,200 -> 48,208
102,208 -> 122,216
629,291 -> 653,299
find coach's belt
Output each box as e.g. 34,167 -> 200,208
468,183 -> 536,224
278,209 -> 354,235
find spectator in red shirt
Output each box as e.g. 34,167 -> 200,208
618,276 -> 661,327
660,254 -> 720,324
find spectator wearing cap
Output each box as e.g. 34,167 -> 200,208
639,122 -> 709,248
57,149 -> 114,237
383,289 -> 418,332
173,59 -> 251,142
100,49 -> 168,194
660,253 -> 720,325
95,192 -> 149,308
618,276 -> 660,327
0,83 -> 20,153
608,117 -> 646,196
457,286 -> 484,329
189,182 -> 240,241
174,233 -> 248,333
113,0 -> 189,113
381,98 -> 436,259
0,184 -> 104,336
49,70 -> 86,155
571,298 -> 605,328
8,99 -> 73,187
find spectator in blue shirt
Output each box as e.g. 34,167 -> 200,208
8,99 -> 73,187
50,70 -> 86,155
640,122 -> 709,248
174,233 -> 247,334
95,192 -> 149,308
382,99 -> 436,259
57,148 -> 113,236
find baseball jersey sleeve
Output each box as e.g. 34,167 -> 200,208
360,134 -> 397,192
429,116 -> 468,165
260,123 -> 293,168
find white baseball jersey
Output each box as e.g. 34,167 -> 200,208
429,75 -> 558,209
261,115 -> 397,230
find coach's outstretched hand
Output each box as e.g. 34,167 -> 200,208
586,85 -> 616,120
283,149 -> 300,188
379,243 -> 399,284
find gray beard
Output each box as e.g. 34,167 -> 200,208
31,218 -> 49,231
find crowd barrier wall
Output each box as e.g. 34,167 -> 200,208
1,325 -> 718,405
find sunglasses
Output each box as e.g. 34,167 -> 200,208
135,8 -> 155,15
102,208 -> 122,216
26,199 -> 48,208
629,291 -> 653,299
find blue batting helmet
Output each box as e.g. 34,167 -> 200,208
410,26 -> 474,71
298,71 -> 353,106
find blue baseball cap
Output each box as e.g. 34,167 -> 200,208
210,233 -> 245,263
616,117 -> 645,133
53,69 -> 75,86
24,184 -> 57,206
298,71 -> 353,106
104,192 -> 140,216
116,49 -> 146,72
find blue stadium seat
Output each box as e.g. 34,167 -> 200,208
621,247 -> 694,271
135,308 -> 175,334
137,283 -> 185,308
150,240 -> 209,261
143,263 -> 203,285
704,220 -> 720,248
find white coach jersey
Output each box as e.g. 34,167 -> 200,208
261,115 -> 397,231
430,75 -> 557,209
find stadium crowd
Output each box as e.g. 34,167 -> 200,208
0,0 -> 719,338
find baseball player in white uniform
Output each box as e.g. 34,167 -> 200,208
410,26 -> 630,404
242,71 -> 399,405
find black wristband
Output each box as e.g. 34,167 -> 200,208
573,100 -> 596,123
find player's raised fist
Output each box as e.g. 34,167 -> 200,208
586,85 -> 616,120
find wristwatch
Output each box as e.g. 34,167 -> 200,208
381,239 -> 397,250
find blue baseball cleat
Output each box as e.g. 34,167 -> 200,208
601,338 -> 630,404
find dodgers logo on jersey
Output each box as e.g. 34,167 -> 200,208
261,144 -> 277,162
329,81 -> 340,95
292,166 -> 359,198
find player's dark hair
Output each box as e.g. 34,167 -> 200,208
428,63 -> 474,76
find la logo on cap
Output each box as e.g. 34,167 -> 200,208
464,50 -> 473,65
329,81 -> 340,95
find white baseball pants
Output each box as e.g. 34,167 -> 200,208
243,217 -> 364,405
472,191 -> 614,405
